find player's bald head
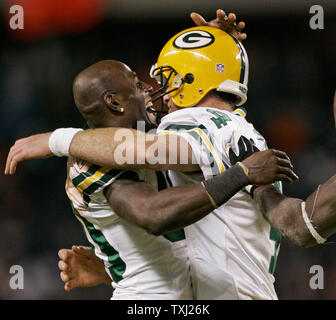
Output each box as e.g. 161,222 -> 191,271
72,59 -> 153,130
73,60 -> 131,113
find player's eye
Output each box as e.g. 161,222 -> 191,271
136,82 -> 144,90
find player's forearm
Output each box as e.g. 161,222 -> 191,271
108,180 -> 213,235
69,128 -> 198,171
69,128 -> 140,168
140,184 -> 214,235
254,179 -> 336,247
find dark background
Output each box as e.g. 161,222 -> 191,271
1,0 -> 335,299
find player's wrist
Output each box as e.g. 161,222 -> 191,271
250,185 -> 270,200
202,164 -> 250,208
48,128 -> 83,157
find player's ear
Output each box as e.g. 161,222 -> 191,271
104,91 -> 125,113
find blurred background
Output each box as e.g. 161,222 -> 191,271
1,0 -> 335,299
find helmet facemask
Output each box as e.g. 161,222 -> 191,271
149,64 -> 185,122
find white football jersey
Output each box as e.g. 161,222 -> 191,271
66,158 -> 192,299
157,106 -> 282,300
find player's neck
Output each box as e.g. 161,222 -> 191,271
195,95 -> 234,113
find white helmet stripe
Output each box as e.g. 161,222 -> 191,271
229,35 -> 249,86
240,42 -> 249,86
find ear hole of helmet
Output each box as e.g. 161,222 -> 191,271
184,73 -> 194,84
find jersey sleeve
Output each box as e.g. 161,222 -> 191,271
67,157 -> 148,209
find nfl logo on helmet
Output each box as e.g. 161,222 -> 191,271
216,63 -> 225,73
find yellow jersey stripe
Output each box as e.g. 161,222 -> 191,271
190,127 -> 225,173
76,166 -> 111,192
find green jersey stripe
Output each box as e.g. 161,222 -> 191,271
164,124 -> 206,131
82,169 -> 122,196
72,164 -> 102,187
72,168 -> 122,206
163,229 -> 186,242
75,212 -> 126,283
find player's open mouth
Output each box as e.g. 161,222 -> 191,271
145,100 -> 157,124
145,100 -> 153,110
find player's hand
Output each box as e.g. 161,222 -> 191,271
5,132 -> 53,175
191,9 -> 246,41
242,149 -> 299,185
58,245 -> 111,291
227,135 -> 299,185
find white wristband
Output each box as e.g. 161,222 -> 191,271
48,128 -> 83,157
301,201 -> 326,244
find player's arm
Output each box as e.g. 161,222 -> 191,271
227,134 -> 332,248
106,178 -> 212,235
5,128 -> 199,175
69,128 -> 199,171
253,175 -> 336,248
106,150 -> 298,236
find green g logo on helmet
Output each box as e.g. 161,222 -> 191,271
173,30 -> 215,49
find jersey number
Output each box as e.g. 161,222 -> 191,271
207,109 -> 231,129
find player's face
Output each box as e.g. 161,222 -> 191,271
163,90 -> 181,114
130,71 -> 157,128
116,65 -> 157,129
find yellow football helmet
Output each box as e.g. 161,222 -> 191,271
150,26 -> 249,111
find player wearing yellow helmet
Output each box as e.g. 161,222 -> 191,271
145,26 -> 280,299
149,26 -> 336,299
